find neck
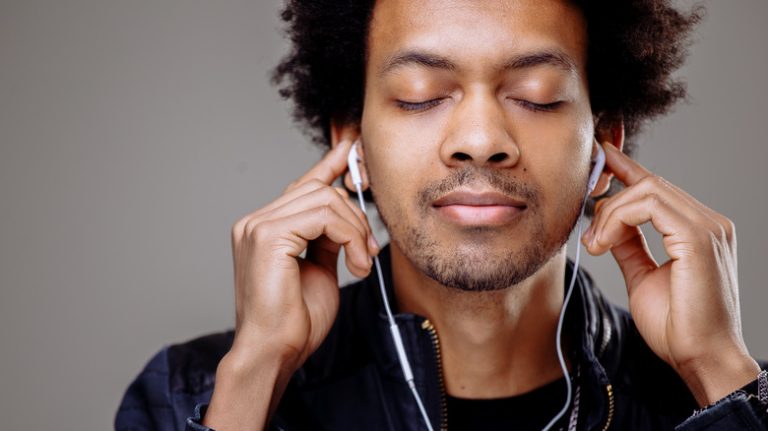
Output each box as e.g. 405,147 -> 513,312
390,243 -> 571,399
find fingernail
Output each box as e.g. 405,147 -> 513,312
583,226 -> 593,244
368,235 -> 380,253
336,139 -> 351,150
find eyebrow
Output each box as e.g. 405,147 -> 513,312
379,49 -> 578,77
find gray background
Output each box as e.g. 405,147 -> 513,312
0,0 -> 766,429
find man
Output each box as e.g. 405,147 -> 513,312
116,0 -> 767,430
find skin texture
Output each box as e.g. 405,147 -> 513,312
203,0 -> 759,428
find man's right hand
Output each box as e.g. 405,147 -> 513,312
203,139 -> 379,429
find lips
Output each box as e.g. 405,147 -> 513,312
432,191 -> 527,208
432,190 -> 527,226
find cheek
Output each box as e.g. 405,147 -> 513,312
361,110 -> 438,200
520,121 -> 591,206
366,146 -> 426,210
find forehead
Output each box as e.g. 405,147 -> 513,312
367,0 -> 587,76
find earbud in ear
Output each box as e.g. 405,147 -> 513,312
587,143 -> 606,195
347,142 -> 364,188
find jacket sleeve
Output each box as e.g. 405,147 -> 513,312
185,403 -> 291,431
185,404 -> 215,431
675,372 -> 768,431
114,347 -> 214,431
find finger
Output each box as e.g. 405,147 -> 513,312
335,187 -> 381,255
584,218 -> 658,291
288,139 -> 354,191
252,186 -> 374,254
253,179 -> 326,219
610,227 -> 658,294
589,198 -> 668,293
603,142 -> 654,187
305,234 -> 342,279
334,186 -> 350,199
589,195 -> 695,287
244,179 -> 363,235
233,179 -> 327,239
589,176 -> 677,241
589,175 -> 719,248
255,206 -> 372,278
599,147 -> 719,221
592,194 -> 682,250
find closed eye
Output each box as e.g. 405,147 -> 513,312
395,98 -> 562,113
515,100 -> 563,113
395,98 -> 444,112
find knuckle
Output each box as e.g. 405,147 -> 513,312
715,224 -> 728,242
725,220 -> 736,241
704,230 -> 720,248
640,175 -> 662,190
249,221 -> 272,242
284,180 -> 299,192
646,193 -> 664,210
321,186 -> 340,203
231,218 -> 246,238
717,218 -> 736,242
308,178 -> 324,188
318,204 -> 334,221
692,229 -> 715,247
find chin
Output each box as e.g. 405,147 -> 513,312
390,223 -> 554,292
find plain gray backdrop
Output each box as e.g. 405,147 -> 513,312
1,0 -> 766,429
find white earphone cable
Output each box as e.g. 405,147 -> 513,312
541,192 -> 590,431
354,184 -> 435,431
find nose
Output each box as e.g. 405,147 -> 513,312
439,91 -> 520,169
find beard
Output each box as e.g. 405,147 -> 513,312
371,166 -> 585,292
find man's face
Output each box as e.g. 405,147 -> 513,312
360,0 -> 594,291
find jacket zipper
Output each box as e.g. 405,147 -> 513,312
420,319 -> 615,431
601,383 -> 614,431
421,319 -> 448,431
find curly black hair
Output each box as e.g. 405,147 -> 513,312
272,0 -> 703,208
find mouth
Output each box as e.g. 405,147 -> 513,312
432,190 -> 527,226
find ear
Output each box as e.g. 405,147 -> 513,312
330,120 -> 368,191
590,119 -> 624,197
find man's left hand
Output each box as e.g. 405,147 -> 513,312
582,143 -> 760,407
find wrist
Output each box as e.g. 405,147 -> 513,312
229,325 -> 307,372
203,346 -> 295,429
677,350 -> 761,407
218,338 -> 299,383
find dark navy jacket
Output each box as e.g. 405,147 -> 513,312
116,249 -> 768,430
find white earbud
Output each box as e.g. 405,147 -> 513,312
347,142 -> 363,187
587,142 -> 606,195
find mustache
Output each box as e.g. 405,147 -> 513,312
418,167 -> 539,206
